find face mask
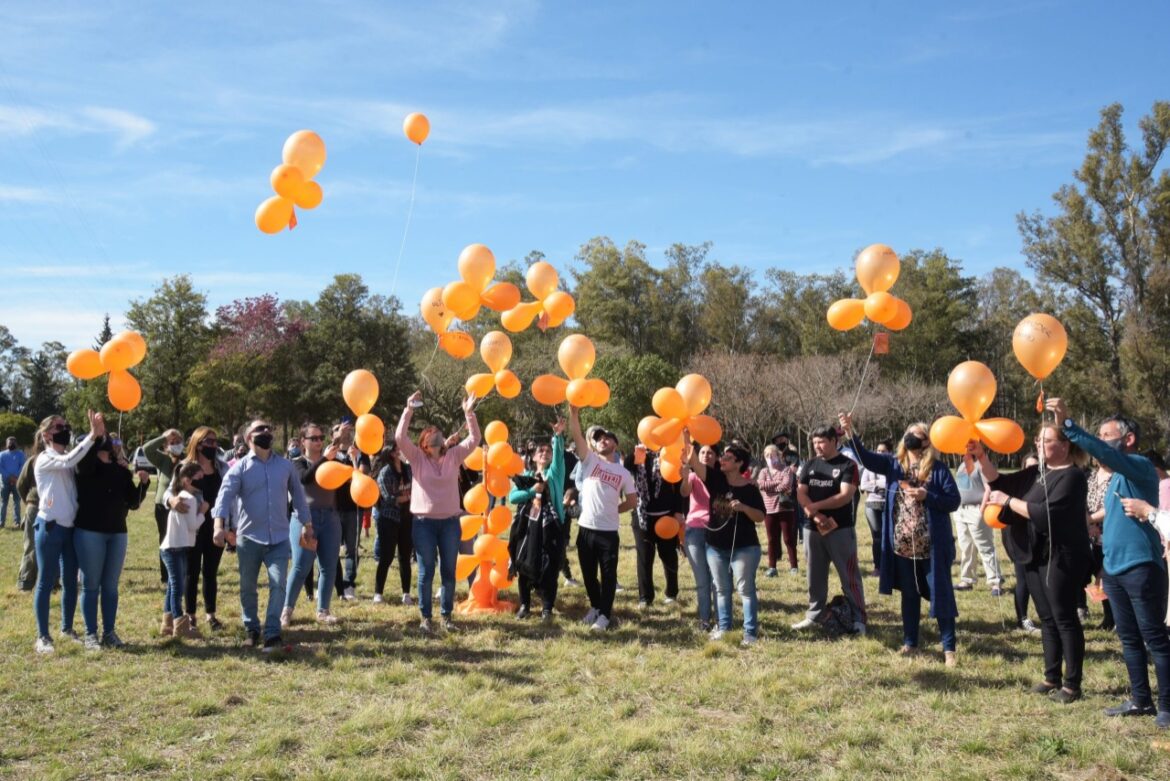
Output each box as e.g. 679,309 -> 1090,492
1102,436 -> 1125,452
201,445 -> 219,460
767,455 -> 781,468
51,428 -> 72,446
252,433 -> 274,451
168,443 -> 185,456
288,447 -> 302,459
6,443 -> 15,450
903,433 -> 925,452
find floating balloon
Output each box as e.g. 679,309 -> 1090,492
480,331 -> 513,373
67,349 -> 106,380
930,361 -> 1025,455
1013,313 -> 1068,381
948,361 -> 997,423
282,130 -> 326,179
316,461 -> 354,491
828,244 -> 912,334
484,420 -> 509,445
827,299 -> 866,331
403,113 -> 430,145
641,374 -> 721,453
270,164 -> 304,199
350,471 -> 380,508
343,370 -> 379,416
107,370 -> 141,412
354,413 -> 386,456
501,260 -> 577,332
532,334 -> 608,408
929,416 -> 976,455
439,331 -> 474,359
855,243 -> 900,295
255,196 -> 294,234
558,335 -> 595,380
863,292 -> 899,325
420,287 -> 454,334
443,281 -> 481,321
531,375 -> 569,406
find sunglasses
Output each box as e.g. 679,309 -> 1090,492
51,423 -> 70,432
250,425 -> 272,435
305,435 -> 325,442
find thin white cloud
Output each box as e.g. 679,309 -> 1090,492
0,184 -> 58,203
80,106 -> 157,147
0,103 -> 156,148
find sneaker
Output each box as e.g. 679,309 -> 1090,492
709,628 -> 725,641
582,607 -> 600,626
1029,681 -> 1059,695
990,586 -> 1003,597
1104,699 -> 1157,718
1021,618 -> 1041,635
516,605 -> 530,620
316,610 -> 339,625
898,645 -> 919,657
244,629 -> 261,649
401,594 -> 415,606
590,614 -> 611,631
35,637 -> 55,654
791,618 -> 816,630
1050,688 -> 1081,704
372,593 -> 384,604
852,622 -> 867,636
944,651 -> 957,668
1157,711 -> 1170,730
261,635 -> 284,654
61,629 -> 81,643
343,587 -> 356,601
954,580 -> 974,591
419,618 -> 435,635
280,607 -> 293,630
741,634 -> 758,647
564,578 -> 580,588
614,583 -> 625,593
83,633 -> 101,651
789,568 -> 799,575
697,620 -> 712,633
637,601 -> 650,612
101,631 -> 126,649
1077,607 -> 1089,624
663,596 -> 676,605
442,616 -> 459,633
765,568 -> 778,578
541,610 -> 554,625
207,615 -> 224,632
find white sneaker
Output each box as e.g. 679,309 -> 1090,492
741,634 -> 758,647
709,628 -> 725,641
402,594 -> 414,606
564,578 -> 580,587
663,596 -> 676,605
83,633 -> 101,651
791,617 -> 816,630
280,607 -> 293,629
372,593 -> 384,604
852,621 -> 867,636
582,607 -> 600,625
343,587 -> 356,601
35,636 -> 55,654
614,583 -> 625,593
316,610 -> 339,625
590,614 -> 611,631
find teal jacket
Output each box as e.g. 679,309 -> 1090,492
1064,421 -> 1163,576
507,433 -> 565,524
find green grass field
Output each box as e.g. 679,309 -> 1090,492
2,508 -> 1169,780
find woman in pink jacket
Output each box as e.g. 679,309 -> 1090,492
395,390 -> 479,634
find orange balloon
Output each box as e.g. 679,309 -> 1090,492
495,370 -> 521,399
439,331 -> 475,359
457,243 -> 495,290
342,369 -> 379,415
584,378 -> 610,408
473,533 -> 502,560
886,298 -> 913,331
929,416 -> 976,455
270,164 -> 305,199
479,331 -> 513,373
485,468 -> 511,498
855,243 -> 900,295
1012,313 -> 1068,381
487,505 -> 512,535
653,417 -> 686,444
557,334 -> 596,380
463,483 -> 489,515
863,291 -> 899,325
688,415 -> 722,446
465,373 -> 496,399
100,339 -> 135,372
655,516 -> 680,539
566,378 -> 593,408
480,282 -> 520,312
282,130 -> 326,179
460,515 -> 483,541
255,195 -> 294,234
947,361 -> 997,422
975,418 -> 1026,454
638,415 -> 664,450
652,387 -> 688,420
354,413 -> 385,456
488,442 -> 514,470
115,331 -> 147,367
464,446 -> 485,472
455,553 -> 480,581
293,180 -> 323,209
350,471 -> 380,508
983,504 -> 1007,530
526,261 -> 559,300
420,287 -> 454,334
316,461 -> 353,490
489,566 -> 513,590
543,291 -> 575,327
676,374 -> 712,417
443,281 -> 481,321
403,112 -> 430,145
531,374 -> 568,406
500,301 -> 543,332
484,420 -> 509,446
67,349 -> 105,380
507,452 -> 525,476
107,369 -> 141,412
827,298 -> 866,331
659,460 -> 682,484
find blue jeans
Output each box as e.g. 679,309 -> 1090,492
684,526 -> 716,625
706,544 -> 761,636
236,537 -> 291,640
896,555 -> 957,651
285,508 -> 341,613
1,481 -> 18,525
1104,562 -> 1170,712
73,529 -> 127,636
161,547 -> 189,617
413,516 -> 461,619
33,519 -> 78,638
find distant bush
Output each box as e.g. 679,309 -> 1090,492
0,412 -> 38,449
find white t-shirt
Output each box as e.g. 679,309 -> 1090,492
576,451 -> 636,532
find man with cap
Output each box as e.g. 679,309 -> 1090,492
568,406 -> 637,631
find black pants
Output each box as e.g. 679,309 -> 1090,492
1025,558 -> 1089,690
154,504 -> 169,582
185,519 -> 224,615
560,516 -> 575,580
632,518 -> 678,604
518,529 -> 563,613
577,527 -> 619,619
375,514 -> 413,596
1014,560 -> 1032,624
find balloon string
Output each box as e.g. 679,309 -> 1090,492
848,336 -> 878,415
389,144 -> 421,302
418,338 -> 441,387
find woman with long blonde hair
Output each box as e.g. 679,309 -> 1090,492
841,413 -> 961,666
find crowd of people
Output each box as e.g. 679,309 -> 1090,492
7,392 -> 1170,728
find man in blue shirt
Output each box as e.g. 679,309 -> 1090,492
1,437 -> 26,529
212,419 -> 312,652
1051,397 -> 1170,728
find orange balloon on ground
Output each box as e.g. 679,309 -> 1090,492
557,335 -> 596,379
655,516 -> 680,540
107,370 -> 141,412
455,553 -> 480,581
827,299 -> 866,331
480,331 -> 513,373
487,505 -> 512,535
975,418 -> 1026,454
463,483 -> 489,515
531,375 -> 568,406
67,349 -> 105,380
676,374 -> 712,417
652,388 -> 687,420
403,113 -> 430,145
855,244 -> 900,295
864,291 -> 899,324
316,461 -> 353,490
495,370 -> 521,399
929,416 -> 976,455
439,331 -> 475,359
984,504 -> 1007,530
1013,313 -> 1068,381
350,471 -> 380,508
282,130 -> 327,178
342,370 -> 379,415
460,515 -> 483,541
688,415 -> 722,446
526,262 -> 559,299
484,421 -> 509,445
354,414 -> 385,455
947,361 -> 997,422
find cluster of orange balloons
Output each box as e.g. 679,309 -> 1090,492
464,331 -> 522,400
403,112 -> 430,145
929,361 -> 1025,455
826,244 -> 913,332
531,334 -> 610,408
421,244 -> 523,359
314,370 -> 384,508
501,261 -> 576,333
255,130 -> 326,234
67,331 -> 148,412
636,374 -> 720,484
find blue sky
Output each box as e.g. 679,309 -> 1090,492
1,1 -> 1168,349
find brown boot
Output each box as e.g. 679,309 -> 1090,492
173,614 -> 201,639
161,612 -> 174,635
